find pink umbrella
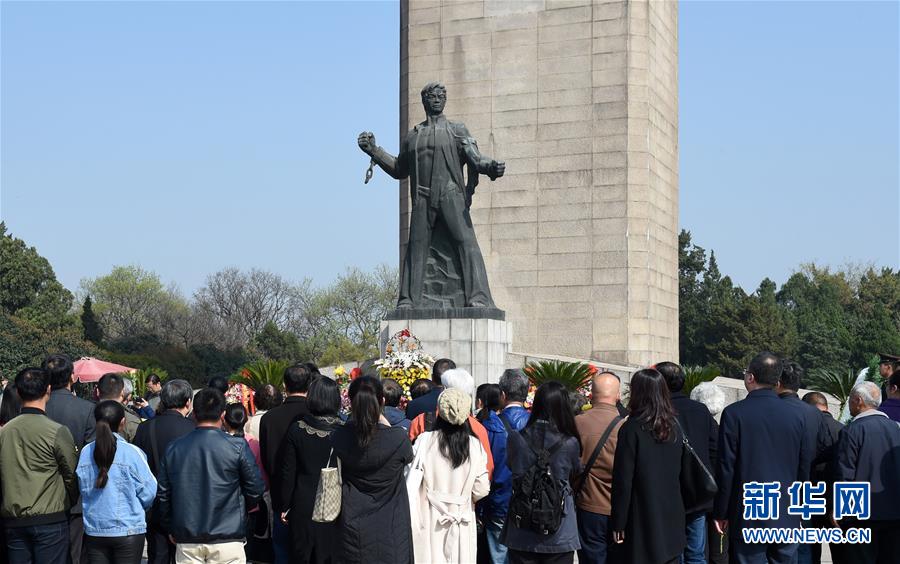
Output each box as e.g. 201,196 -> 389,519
73,357 -> 136,383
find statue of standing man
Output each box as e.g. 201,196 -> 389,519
359,82 -> 505,310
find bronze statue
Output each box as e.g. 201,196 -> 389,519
359,82 -> 505,310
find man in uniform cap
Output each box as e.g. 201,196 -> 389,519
877,353 -> 900,380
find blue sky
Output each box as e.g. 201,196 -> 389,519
2,1 -> 897,296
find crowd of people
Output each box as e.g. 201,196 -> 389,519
0,351 -> 898,564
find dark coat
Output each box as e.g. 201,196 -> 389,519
46,388 -> 95,449
279,414 -> 342,564
383,406 -> 411,431
671,392 -> 718,512
835,410 -> 900,521
45,388 -> 96,516
714,388 -> 814,533
813,410 -> 843,483
259,396 -> 308,509
779,391 -> 824,477
611,417 -> 685,564
405,387 -> 441,421
330,422 -> 414,564
501,420 -> 581,554
133,410 -> 196,476
158,427 -> 265,543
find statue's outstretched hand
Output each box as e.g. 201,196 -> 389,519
488,160 -> 506,180
358,132 -> 377,155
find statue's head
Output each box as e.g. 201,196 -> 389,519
420,82 -> 447,116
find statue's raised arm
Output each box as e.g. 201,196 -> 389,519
358,131 -> 409,180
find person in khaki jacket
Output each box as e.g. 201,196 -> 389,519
0,367 -> 79,564
573,371 -> 626,564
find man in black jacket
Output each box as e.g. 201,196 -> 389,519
714,352 -> 814,564
834,382 -> 900,564
776,361 -> 826,564
776,360 -> 823,477
801,391 -> 843,564
158,388 -> 264,562
42,353 -> 96,564
657,361 -> 718,564
259,363 -> 315,564
134,379 -> 195,564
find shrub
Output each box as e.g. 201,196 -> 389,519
524,360 -> 594,394
231,359 -> 290,390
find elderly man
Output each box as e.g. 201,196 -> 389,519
834,382 -> 900,564
574,371 -> 625,564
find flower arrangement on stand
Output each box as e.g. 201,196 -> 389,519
373,329 -> 435,410
334,365 -> 362,415
225,381 -> 256,415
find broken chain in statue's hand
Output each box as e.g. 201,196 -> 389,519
364,158 -> 375,184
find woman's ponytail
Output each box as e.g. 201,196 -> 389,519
93,400 -> 125,489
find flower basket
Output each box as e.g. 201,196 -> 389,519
373,329 -> 435,408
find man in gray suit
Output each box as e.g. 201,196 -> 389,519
358,82 -> 505,308
42,353 -> 96,564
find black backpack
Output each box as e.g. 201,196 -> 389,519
508,435 -> 567,535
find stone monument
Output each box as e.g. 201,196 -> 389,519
360,82 -> 514,384
399,0 -> 679,368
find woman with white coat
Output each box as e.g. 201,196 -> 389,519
410,387 -> 491,563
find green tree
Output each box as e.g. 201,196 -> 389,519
741,278 -> 798,361
679,230 -> 707,365
0,223 -> 74,330
80,296 -> 104,345
778,267 -> 854,372
252,321 -> 303,361
326,265 -> 398,359
850,267 -> 900,368
80,265 -> 182,341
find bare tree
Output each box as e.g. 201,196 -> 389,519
194,268 -> 295,345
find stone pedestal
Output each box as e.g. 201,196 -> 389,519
379,315 -> 513,387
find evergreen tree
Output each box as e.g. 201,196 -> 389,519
80,296 -> 104,345
678,230 -> 707,365
252,321 -> 303,362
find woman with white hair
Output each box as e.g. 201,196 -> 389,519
689,381 -> 727,564
410,388 -> 490,563
690,382 -> 726,419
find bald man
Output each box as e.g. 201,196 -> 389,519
574,372 -> 626,564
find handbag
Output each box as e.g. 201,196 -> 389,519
404,432 -> 431,531
676,419 -> 717,513
311,448 -> 342,523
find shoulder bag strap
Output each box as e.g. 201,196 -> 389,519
574,415 -> 622,499
674,418 -> 714,479
500,412 -> 515,435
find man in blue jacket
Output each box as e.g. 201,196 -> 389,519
499,369 -> 530,431
713,352 -> 814,564
834,381 -> 900,563
158,388 -> 264,562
